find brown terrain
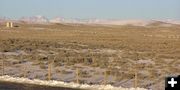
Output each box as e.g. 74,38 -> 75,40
0,22 -> 180,90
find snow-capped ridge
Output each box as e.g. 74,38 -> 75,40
1,16 -> 180,26
162,19 -> 180,25
50,17 -> 89,24
50,17 -> 175,26
20,15 -> 49,24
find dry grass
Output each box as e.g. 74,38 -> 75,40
0,23 -> 180,89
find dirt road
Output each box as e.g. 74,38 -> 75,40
0,81 -> 85,90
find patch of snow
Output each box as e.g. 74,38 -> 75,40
0,51 -> 28,56
163,19 -> 180,25
137,59 -> 155,65
0,75 -> 147,90
0,52 -> 19,56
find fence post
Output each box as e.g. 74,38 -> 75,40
134,70 -> 137,88
48,61 -> 52,80
48,56 -> 55,81
23,66 -> 27,78
2,60 -> 4,76
103,70 -> 108,85
76,68 -> 79,83
134,52 -> 138,88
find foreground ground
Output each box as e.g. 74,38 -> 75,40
0,81 -> 81,90
0,75 -> 146,90
0,23 -> 180,90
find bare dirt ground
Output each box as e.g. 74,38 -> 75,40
0,81 -> 83,90
0,23 -> 180,90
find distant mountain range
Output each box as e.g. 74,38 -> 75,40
20,15 -> 49,24
0,16 -> 180,26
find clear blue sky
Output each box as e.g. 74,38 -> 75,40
0,0 -> 180,20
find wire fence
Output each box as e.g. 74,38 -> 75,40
0,56 -> 166,90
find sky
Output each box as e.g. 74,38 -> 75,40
0,0 -> 180,20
